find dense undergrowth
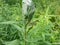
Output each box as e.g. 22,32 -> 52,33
0,0 -> 60,45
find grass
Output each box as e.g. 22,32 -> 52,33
0,0 -> 60,45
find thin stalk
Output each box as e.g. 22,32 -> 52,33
22,1 -> 27,45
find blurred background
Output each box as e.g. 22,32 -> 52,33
0,0 -> 60,45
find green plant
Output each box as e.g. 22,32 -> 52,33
0,0 -> 60,45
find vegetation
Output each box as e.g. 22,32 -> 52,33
0,0 -> 60,45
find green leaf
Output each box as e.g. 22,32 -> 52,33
5,39 -> 20,45
0,21 -> 18,24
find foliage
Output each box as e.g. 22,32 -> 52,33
0,0 -> 60,45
